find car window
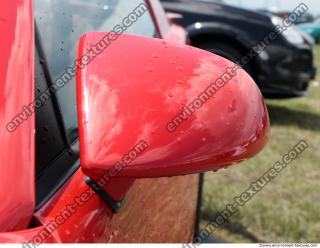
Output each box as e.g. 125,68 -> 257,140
34,0 -> 157,206
35,0 -> 157,144
35,49 -> 66,176
35,44 -> 80,207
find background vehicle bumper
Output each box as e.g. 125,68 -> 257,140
256,44 -> 316,98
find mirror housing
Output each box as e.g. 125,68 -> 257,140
77,32 -> 269,180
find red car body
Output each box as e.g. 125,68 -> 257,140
0,0 -> 198,242
0,0 -> 269,243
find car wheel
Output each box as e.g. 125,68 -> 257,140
197,42 -> 254,75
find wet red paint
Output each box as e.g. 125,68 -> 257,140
77,33 -> 269,181
0,0 -> 35,232
0,0 -> 268,243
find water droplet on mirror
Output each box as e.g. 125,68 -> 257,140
177,137 -> 182,143
180,100 -> 187,106
151,129 -> 156,134
176,79 -> 184,84
228,102 -> 237,112
202,137 -> 207,142
161,41 -> 168,48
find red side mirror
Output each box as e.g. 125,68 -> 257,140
77,32 -> 269,180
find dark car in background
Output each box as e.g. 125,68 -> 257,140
161,0 -> 317,97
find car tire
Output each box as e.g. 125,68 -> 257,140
197,42 -> 254,75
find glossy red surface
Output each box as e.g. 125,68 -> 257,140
0,0 -> 35,231
0,0 -> 199,243
0,0 -> 268,243
77,33 -> 269,180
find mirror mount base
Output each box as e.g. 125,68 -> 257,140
84,177 -> 126,213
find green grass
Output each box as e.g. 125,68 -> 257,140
200,44 -> 320,243
316,45 -> 320,81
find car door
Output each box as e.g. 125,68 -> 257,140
0,0 -> 199,243
0,0 -> 198,243
0,0 -> 271,243
0,0 -> 35,234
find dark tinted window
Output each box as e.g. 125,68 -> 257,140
35,0 -> 156,143
35,49 -> 66,176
